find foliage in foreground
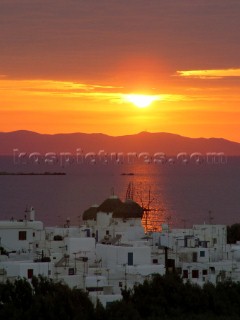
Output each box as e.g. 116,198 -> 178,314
0,276 -> 94,320
114,273 -> 240,320
227,223 -> 240,244
1,274 -> 240,319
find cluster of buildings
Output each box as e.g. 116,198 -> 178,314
0,195 -> 239,306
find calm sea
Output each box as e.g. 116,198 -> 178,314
0,156 -> 240,228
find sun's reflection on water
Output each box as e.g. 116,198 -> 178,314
117,163 -> 172,232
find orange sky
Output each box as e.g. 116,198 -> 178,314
1,0 -> 240,142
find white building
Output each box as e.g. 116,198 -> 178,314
1,196 -> 240,304
0,207 -> 44,253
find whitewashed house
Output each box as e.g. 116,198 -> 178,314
0,207 -> 44,253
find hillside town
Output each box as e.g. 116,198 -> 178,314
0,194 -> 239,306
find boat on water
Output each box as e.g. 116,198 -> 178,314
121,172 -> 134,176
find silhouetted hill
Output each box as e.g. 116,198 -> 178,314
0,130 -> 240,155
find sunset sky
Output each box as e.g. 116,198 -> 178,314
1,0 -> 240,141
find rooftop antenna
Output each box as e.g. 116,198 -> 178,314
25,205 -> 30,213
141,186 -> 155,231
208,210 -> 214,225
125,182 -> 134,201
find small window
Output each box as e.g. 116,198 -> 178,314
33,232 -> 35,237
128,252 -> 133,266
192,252 -> 197,262
203,269 -> 208,275
210,267 -> 215,274
27,269 -> 33,279
68,268 -> 75,275
183,270 -> 188,278
19,231 -> 27,240
106,230 -> 109,235
152,259 -> 158,264
200,250 -> 205,257
192,270 -> 199,278
119,281 -> 123,287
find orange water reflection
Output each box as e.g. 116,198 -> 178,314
118,163 -> 171,232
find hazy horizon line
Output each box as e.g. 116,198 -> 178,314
1,129 -> 240,144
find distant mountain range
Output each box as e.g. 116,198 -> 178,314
0,130 -> 240,156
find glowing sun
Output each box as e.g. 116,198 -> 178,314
124,94 -> 158,108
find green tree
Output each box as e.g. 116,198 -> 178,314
0,276 -> 95,320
